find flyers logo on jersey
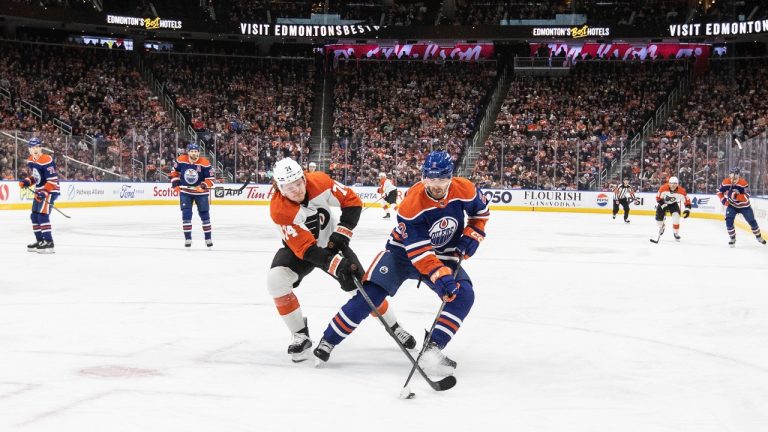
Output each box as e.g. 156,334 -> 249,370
429,217 -> 458,247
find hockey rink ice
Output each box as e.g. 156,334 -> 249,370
1,205 -> 767,432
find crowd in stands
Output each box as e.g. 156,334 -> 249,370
628,58 -> 768,193
149,53 -> 315,183
1,37 -> 767,195
0,40 -> 176,181
471,60 -> 687,190
328,60 -> 495,186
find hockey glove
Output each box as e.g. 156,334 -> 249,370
455,225 -> 485,260
326,253 -> 364,292
19,177 -> 33,189
34,190 -> 48,203
198,182 -> 209,191
327,225 -> 353,253
429,266 -> 459,302
683,209 -> 690,219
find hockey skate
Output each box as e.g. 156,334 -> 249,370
288,320 -> 312,363
383,213 -> 390,219
624,219 -> 630,224
673,233 -> 681,242
419,341 -> 457,376
757,236 -> 767,245
313,338 -> 335,364
36,241 -> 55,254
729,237 -> 736,248
27,241 -> 40,252
184,239 -> 192,248
206,239 -> 213,248
391,323 -> 416,349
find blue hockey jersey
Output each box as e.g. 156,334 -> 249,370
386,177 -> 490,276
170,155 -> 214,196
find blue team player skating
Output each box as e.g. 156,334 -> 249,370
717,167 -> 766,248
313,150 -> 490,375
170,143 -> 215,248
19,137 -> 60,254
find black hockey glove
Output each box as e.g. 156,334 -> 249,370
327,225 -> 353,254
326,253 -> 364,292
683,209 -> 690,219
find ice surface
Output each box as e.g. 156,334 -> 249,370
1,206 -> 767,432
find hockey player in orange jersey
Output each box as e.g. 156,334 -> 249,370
653,176 -> 691,242
377,172 -> 398,219
266,158 -> 416,362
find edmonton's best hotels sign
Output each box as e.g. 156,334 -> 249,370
106,15 -> 182,30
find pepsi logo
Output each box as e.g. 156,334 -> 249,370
428,217 -> 458,247
596,193 -> 609,207
0,184 -> 8,201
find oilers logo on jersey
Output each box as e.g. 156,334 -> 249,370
429,217 -> 459,247
184,168 -> 200,184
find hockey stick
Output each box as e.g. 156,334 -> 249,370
351,275 -> 457,393
361,196 -> 386,213
650,215 -> 665,243
24,187 -> 71,218
209,173 -> 252,193
400,258 -> 464,399
53,206 -> 71,219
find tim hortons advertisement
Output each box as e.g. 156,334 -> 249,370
326,43 -> 494,62
531,42 -> 711,62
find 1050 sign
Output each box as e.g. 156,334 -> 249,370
483,190 -> 513,204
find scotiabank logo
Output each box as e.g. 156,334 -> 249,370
153,186 -> 179,197
0,184 -> 9,201
596,193 -> 609,207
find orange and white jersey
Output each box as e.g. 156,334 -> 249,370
270,172 -> 362,259
378,177 -> 396,195
656,183 -> 691,207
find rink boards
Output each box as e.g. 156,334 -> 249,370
2,181 -> 766,229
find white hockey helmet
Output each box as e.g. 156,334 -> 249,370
273,158 -> 304,186
668,176 -> 679,185
379,172 -> 386,178
308,161 -> 317,168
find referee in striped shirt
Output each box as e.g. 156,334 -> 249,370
613,178 -> 635,223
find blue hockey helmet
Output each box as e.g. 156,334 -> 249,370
421,151 -> 454,179
187,142 -> 199,151
729,166 -> 741,175
28,137 -> 42,147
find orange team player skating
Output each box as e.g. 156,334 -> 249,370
653,176 -> 691,243
266,157 -> 416,363
378,172 -> 398,219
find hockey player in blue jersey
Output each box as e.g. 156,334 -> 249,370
717,167 -> 766,248
313,150 -> 490,374
170,143 -> 215,248
19,137 -> 60,253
